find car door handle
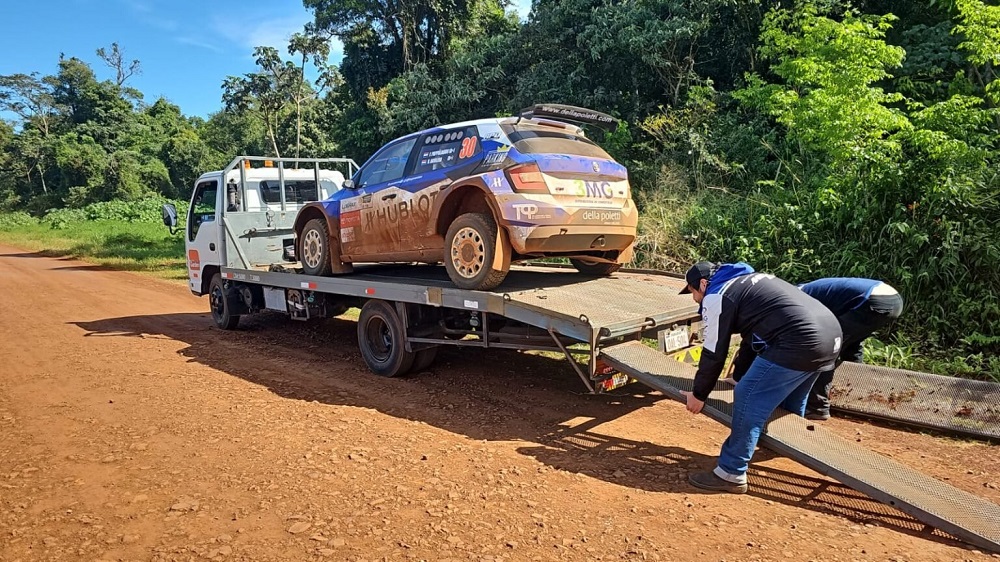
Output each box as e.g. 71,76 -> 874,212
209,243 -> 216,251
381,193 -> 397,201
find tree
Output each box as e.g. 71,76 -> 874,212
0,72 -> 60,195
0,72 -> 59,137
289,32 -> 338,158
96,42 -> 141,87
305,0 -> 491,72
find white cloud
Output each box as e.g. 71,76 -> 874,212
213,14 -> 309,52
176,36 -> 223,53
119,0 -> 178,31
211,11 -> 345,68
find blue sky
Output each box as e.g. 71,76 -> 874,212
1,0 -> 532,120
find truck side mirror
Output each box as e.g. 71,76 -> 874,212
162,203 -> 179,235
342,179 -> 356,190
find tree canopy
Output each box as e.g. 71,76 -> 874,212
1,1 -> 998,375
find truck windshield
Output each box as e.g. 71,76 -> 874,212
501,123 -> 612,159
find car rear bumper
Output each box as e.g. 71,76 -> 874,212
509,224 -> 636,255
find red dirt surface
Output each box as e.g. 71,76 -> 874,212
1,245 -> 998,562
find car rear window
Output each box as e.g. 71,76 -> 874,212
501,124 -> 612,159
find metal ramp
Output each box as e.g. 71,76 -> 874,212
831,362 -> 1000,441
600,341 -> 1000,553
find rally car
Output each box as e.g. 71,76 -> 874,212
292,104 -> 638,290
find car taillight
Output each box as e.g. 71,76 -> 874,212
506,163 -> 549,193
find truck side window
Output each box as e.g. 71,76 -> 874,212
188,180 -> 218,242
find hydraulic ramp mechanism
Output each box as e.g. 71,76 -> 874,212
600,341 -> 1000,553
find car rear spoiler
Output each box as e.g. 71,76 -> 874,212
518,104 -> 620,132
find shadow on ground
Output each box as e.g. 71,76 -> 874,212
70,307 -> 967,551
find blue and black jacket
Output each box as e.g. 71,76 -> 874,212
692,263 -> 843,402
798,278 -> 883,317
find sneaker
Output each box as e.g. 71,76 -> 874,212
805,411 -> 830,421
688,471 -> 748,494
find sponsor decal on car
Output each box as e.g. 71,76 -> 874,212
572,180 -> 615,199
340,227 -> 355,243
580,210 -> 623,224
341,199 -> 361,212
341,210 -> 361,228
362,191 -> 441,232
483,146 -> 510,166
510,203 -> 551,221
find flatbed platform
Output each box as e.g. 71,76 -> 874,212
224,264 -> 698,343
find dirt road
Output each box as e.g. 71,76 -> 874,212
1,245 -> 998,562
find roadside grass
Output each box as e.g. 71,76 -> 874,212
0,217 -> 187,282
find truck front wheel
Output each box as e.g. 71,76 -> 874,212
208,273 -> 241,330
358,300 -> 415,377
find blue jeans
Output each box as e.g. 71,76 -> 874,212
714,356 -> 820,484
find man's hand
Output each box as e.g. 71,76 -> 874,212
680,391 -> 705,414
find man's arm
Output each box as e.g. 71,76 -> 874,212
691,292 -> 738,401
730,337 -> 755,382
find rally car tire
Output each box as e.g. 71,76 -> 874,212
444,212 -> 510,291
299,218 -> 332,276
570,258 -> 621,276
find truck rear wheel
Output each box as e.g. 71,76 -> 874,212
358,300 -> 415,377
209,273 -> 240,330
412,346 -> 439,372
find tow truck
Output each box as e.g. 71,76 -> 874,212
162,156 -> 1000,553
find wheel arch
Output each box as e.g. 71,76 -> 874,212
199,264 -> 220,295
293,203 -> 334,256
432,180 -> 503,237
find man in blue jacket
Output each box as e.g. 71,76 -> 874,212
799,278 -> 904,420
678,261 -> 842,493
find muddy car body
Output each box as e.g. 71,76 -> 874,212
293,104 -> 638,290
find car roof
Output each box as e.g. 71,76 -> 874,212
398,116 -> 585,143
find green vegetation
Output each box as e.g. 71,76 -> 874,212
1,1 -> 998,379
0,199 -> 187,281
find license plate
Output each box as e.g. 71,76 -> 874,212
660,327 -> 688,354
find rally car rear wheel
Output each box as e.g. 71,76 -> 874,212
444,212 -> 510,291
570,258 -> 621,276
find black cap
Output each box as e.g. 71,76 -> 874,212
679,261 -> 716,294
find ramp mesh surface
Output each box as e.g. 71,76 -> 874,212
831,362 -> 1000,440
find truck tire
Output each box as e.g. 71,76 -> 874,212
570,258 -> 621,276
299,218 -> 332,276
411,346 -> 439,372
357,300 -> 415,377
444,212 -> 510,290
208,273 -> 241,330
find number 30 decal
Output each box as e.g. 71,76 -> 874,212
459,137 -> 478,159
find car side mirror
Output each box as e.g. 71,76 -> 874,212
162,203 -> 179,235
342,179 -> 356,190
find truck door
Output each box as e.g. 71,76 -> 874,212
186,177 -> 221,295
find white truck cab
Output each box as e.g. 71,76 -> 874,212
165,157 -> 357,296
